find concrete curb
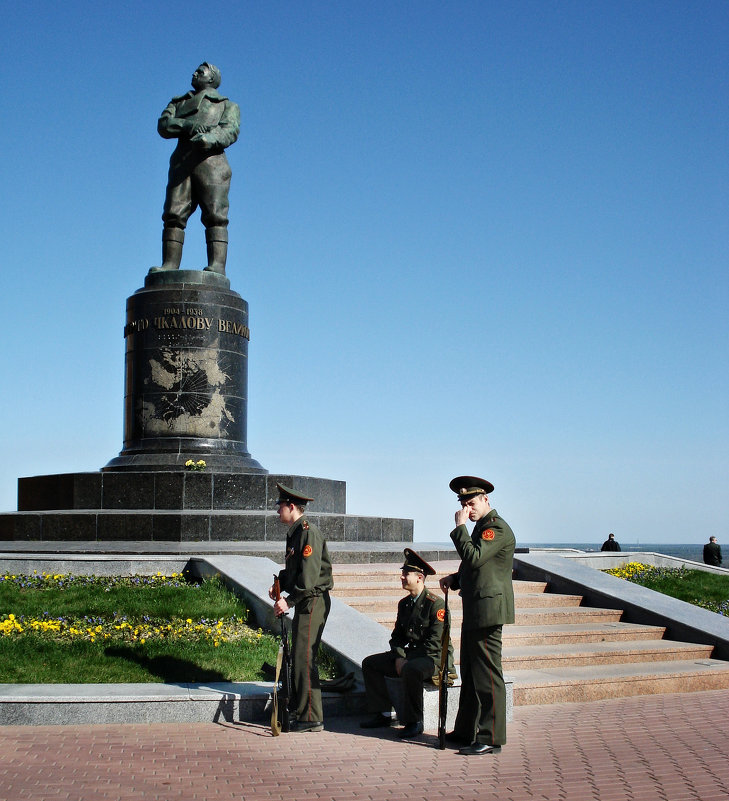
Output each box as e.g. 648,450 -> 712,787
0,681 -> 366,726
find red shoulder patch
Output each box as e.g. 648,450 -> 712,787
302,544 -> 313,557
436,608 -> 446,621
482,529 -> 495,541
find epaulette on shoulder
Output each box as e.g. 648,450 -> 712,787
302,520 -> 309,530
425,591 -> 439,603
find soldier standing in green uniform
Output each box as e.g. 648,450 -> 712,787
269,483 -> 333,732
360,549 -> 451,740
440,476 -> 515,755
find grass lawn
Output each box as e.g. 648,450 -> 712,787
0,572 -> 282,683
604,563 -> 729,615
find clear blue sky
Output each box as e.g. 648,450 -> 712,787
2,1 -> 727,545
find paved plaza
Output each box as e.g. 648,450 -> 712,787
1,689 -> 727,801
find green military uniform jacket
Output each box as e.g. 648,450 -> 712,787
389,589 -> 445,664
450,509 -> 515,630
278,516 -> 333,608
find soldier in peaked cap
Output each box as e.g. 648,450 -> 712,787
268,483 -> 333,732
440,476 -> 515,755
360,548 -> 454,740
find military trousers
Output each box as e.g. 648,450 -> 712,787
361,651 -> 435,724
453,624 -> 506,746
291,591 -> 331,723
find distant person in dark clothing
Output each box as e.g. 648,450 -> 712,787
601,533 -> 621,552
703,536 -> 722,566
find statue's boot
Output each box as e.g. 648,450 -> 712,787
203,227 -> 228,274
150,228 -> 185,273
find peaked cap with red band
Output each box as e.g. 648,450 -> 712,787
275,482 -> 314,506
449,475 -> 495,501
401,548 -> 436,577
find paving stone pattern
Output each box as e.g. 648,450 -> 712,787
1,690 -> 727,801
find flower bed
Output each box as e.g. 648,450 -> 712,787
0,572 -> 279,683
604,562 -> 729,616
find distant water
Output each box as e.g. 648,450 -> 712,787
519,542 -> 707,564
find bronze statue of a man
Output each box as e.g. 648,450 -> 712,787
151,63 -> 240,275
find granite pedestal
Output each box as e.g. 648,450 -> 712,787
105,270 -> 264,472
0,271 -> 414,547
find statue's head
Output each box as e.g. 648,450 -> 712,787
191,62 -> 222,90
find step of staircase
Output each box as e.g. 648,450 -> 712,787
365,605 -> 623,627
335,591 -> 582,613
332,561 -> 729,705
510,659 -> 729,704
502,638 -> 714,670
332,577 -> 548,594
375,622 -> 672,652
503,622 -> 667,646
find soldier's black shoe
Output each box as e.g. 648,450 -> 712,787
398,721 -> 424,739
459,742 -> 501,755
360,714 -> 392,729
445,730 -> 470,745
292,720 -> 324,733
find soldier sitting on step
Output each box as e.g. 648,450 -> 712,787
360,549 -> 454,740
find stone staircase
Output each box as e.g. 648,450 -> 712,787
332,561 -> 729,705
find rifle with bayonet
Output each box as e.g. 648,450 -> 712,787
437,587 -> 450,750
271,575 -> 292,735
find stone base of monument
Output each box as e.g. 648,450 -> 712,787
0,471 -> 413,544
107,270 -> 267,474
0,272 -> 415,547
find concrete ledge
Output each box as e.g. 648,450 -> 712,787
0,681 -> 364,726
0,553 -> 193,576
0,541 -> 458,573
383,675 -> 513,731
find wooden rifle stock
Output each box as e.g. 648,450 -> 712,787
437,587 -> 450,750
271,576 -> 292,735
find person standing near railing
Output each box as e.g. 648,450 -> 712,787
703,536 -> 722,566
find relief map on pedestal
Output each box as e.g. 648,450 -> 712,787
139,347 -> 236,437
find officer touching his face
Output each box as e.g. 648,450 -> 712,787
440,476 -> 515,755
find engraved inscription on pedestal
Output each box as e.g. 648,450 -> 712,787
105,272 -> 264,472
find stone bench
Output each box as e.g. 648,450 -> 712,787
384,674 -> 513,732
